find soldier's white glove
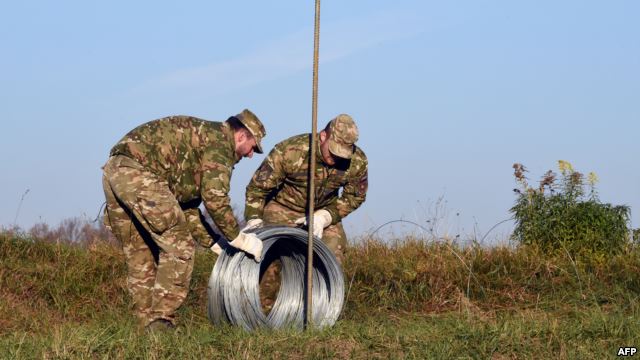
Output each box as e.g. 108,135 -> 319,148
242,218 -> 263,232
294,209 -> 332,239
229,232 -> 263,262
210,242 -> 222,255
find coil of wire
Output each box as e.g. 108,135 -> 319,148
207,226 -> 344,331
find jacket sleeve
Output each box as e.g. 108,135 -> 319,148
200,160 -> 240,241
324,154 -> 368,224
183,207 -> 218,248
244,145 -> 287,220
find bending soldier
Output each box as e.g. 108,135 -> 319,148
102,110 -> 266,330
244,114 -> 368,263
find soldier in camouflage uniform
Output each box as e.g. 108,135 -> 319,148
244,114 -> 368,263
102,110 -> 266,330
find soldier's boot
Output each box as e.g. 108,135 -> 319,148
145,319 -> 175,332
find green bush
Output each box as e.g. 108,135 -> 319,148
510,161 -> 630,255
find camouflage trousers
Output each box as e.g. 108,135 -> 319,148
102,155 -> 195,327
263,201 -> 347,263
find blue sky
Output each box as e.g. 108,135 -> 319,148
1,1 -> 638,244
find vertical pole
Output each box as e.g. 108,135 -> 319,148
306,0 -> 321,329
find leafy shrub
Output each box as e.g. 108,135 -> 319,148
510,161 -> 630,255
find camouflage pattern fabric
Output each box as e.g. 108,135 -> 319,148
245,133 -> 368,261
110,115 -> 241,241
102,115 -> 252,326
263,201 -> 347,263
184,207 -> 220,248
233,109 -> 266,153
327,114 -> 359,159
245,133 -> 368,224
102,155 -> 195,326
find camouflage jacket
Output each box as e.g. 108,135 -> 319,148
245,133 -> 368,224
110,115 -> 241,243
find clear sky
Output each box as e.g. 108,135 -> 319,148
1,1 -> 638,244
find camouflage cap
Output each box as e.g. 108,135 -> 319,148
327,114 -> 359,159
234,109 -> 266,153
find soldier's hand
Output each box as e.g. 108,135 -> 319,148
294,209 -> 332,239
229,232 -> 263,262
210,242 -> 222,255
242,218 -> 263,232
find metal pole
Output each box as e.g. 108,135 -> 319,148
306,0 -> 321,329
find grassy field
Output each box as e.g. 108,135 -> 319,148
2,231 -> 640,359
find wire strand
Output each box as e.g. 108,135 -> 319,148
207,226 -> 344,331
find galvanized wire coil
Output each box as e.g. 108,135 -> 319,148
207,226 -> 344,331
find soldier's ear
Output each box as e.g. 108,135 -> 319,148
236,129 -> 247,143
319,130 -> 327,142
244,129 -> 253,143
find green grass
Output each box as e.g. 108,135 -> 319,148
2,232 -> 640,359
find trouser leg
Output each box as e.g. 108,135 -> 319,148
319,223 -> 347,264
103,172 -> 156,323
103,156 -> 196,326
148,224 -> 195,324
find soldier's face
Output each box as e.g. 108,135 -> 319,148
235,132 -> 257,160
319,131 -> 336,166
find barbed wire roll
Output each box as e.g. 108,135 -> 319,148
207,226 -> 344,331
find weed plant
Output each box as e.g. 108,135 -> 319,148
510,161 -> 630,255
